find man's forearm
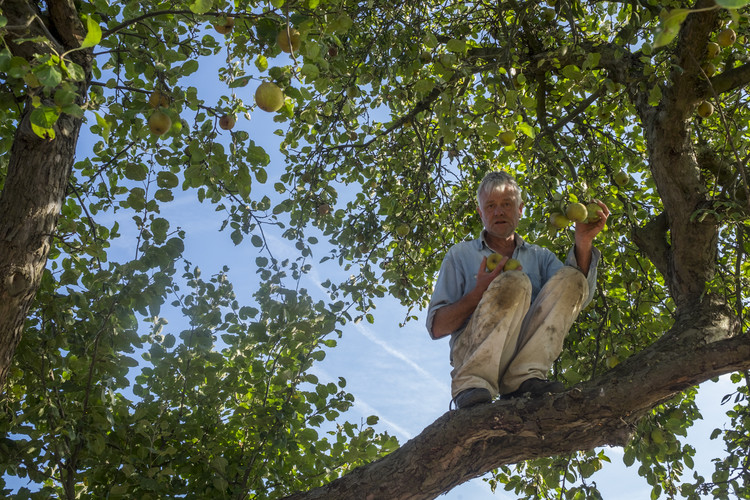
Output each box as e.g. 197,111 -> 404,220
430,288 -> 484,339
574,240 -> 593,276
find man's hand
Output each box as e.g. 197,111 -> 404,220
475,255 -> 522,293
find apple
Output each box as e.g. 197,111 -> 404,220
701,62 -> 716,77
614,170 -> 629,187
499,131 -> 515,146
697,101 -> 714,118
219,114 -> 236,130
717,28 -> 736,48
396,223 -> 410,237
706,41 -> 721,58
585,202 -> 602,223
486,253 -> 503,272
148,90 -> 170,108
317,203 -> 331,216
503,258 -> 521,271
565,202 -> 588,223
255,81 -> 285,112
277,26 -> 301,53
549,212 -> 570,229
148,110 -> 172,136
214,16 -> 235,35
542,7 -> 555,21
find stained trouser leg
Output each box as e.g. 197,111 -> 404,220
499,266 -> 589,395
450,271 -> 531,399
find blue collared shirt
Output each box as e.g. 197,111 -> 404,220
426,232 -> 600,340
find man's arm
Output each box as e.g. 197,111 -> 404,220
574,199 -> 609,275
430,255 -> 505,339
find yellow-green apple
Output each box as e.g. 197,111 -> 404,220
486,253 -> 503,271
148,110 -> 172,136
255,82 -> 285,112
717,28 -> 736,48
148,90 -> 170,108
706,41 -> 721,58
503,258 -> 521,271
396,223 -> 410,237
697,101 -> 714,118
565,202 -> 588,223
614,170 -> 629,187
585,202 -> 602,223
277,26 -> 301,53
499,131 -> 516,146
550,212 -> 570,229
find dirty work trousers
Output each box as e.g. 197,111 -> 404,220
450,266 -> 589,398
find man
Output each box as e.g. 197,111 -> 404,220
426,171 -> 609,409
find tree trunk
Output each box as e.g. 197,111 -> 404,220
0,0 -> 91,389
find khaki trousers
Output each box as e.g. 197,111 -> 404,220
450,266 -> 589,398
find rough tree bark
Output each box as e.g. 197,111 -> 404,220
0,0 -> 92,387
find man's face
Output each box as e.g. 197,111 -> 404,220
477,184 -> 523,240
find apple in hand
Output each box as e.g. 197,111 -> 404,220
585,202 -> 603,223
503,258 -> 521,271
486,253 -> 503,272
565,202 -> 588,223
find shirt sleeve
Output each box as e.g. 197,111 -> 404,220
564,246 -> 601,307
425,249 -> 467,339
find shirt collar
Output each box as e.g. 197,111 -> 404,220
479,230 -> 525,250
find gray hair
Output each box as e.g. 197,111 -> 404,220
476,171 -> 521,205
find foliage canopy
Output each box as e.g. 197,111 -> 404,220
2,0 -> 750,498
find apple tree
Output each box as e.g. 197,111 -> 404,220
2,0 -> 750,499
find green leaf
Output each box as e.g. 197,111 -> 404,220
229,76 -> 252,88
189,0 -> 214,14
34,64 -> 62,88
251,235 -> 263,247
80,15 -> 102,49
446,39 -> 467,54
30,106 -> 58,139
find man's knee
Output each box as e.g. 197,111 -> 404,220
550,266 -> 589,301
488,270 -> 531,293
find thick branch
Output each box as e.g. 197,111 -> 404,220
284,301 -> 742,500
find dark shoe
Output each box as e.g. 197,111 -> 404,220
503,378 -> 565,399
452,388 -> 492,409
